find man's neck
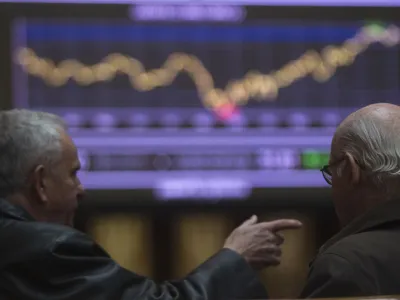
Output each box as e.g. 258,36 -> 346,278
341,192 -> 388,228
6,193 -> 45,222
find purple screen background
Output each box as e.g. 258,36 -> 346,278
11,15 -> 400,199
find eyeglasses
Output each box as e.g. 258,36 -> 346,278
320,165 -> 333,185
320,159 -> 344,185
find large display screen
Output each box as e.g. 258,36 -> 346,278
1,0 -> 399,6
10,4 -> 400,200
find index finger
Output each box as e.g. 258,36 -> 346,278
261,219 -> 303,232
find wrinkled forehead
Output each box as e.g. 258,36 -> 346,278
59,130 -> 79,161
330,110 -> 357,159
329,127 -> 345,163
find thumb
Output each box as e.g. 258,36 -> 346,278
239,215 -> 258,228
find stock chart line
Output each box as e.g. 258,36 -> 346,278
15,23 -> 400,111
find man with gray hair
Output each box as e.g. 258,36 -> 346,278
300,102 -> 400,297
0,109 -> 302,299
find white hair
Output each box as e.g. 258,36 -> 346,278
337,113 -> 400,190
0,109 -> 67,196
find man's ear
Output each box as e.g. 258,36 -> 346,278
344,152 -> 361,185
31,165 -> 48,204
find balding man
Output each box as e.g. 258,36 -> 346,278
0,109 -> 302,300
300,103 -> 400,297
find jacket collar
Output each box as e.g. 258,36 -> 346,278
0,198 -> 35,222
320,198 -> 400,254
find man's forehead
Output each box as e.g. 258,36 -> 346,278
329,131 -> 343,162
59,130 -> 78,158
59,129 -> 76,147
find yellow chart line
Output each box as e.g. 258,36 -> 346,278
15,24 -> 400,110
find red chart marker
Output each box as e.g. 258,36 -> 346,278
214,102 -> 239,121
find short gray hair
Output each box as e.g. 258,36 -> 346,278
337,114 -> 400,191
0,109 -> 67,196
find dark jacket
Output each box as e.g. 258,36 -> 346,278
0,200 -> 267,300
300,199 -> 400,298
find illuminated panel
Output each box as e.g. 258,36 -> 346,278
1,0 -> 400,6
11,18 -> 400,194
301,151 -> 330,169
15,23 -> 400,111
